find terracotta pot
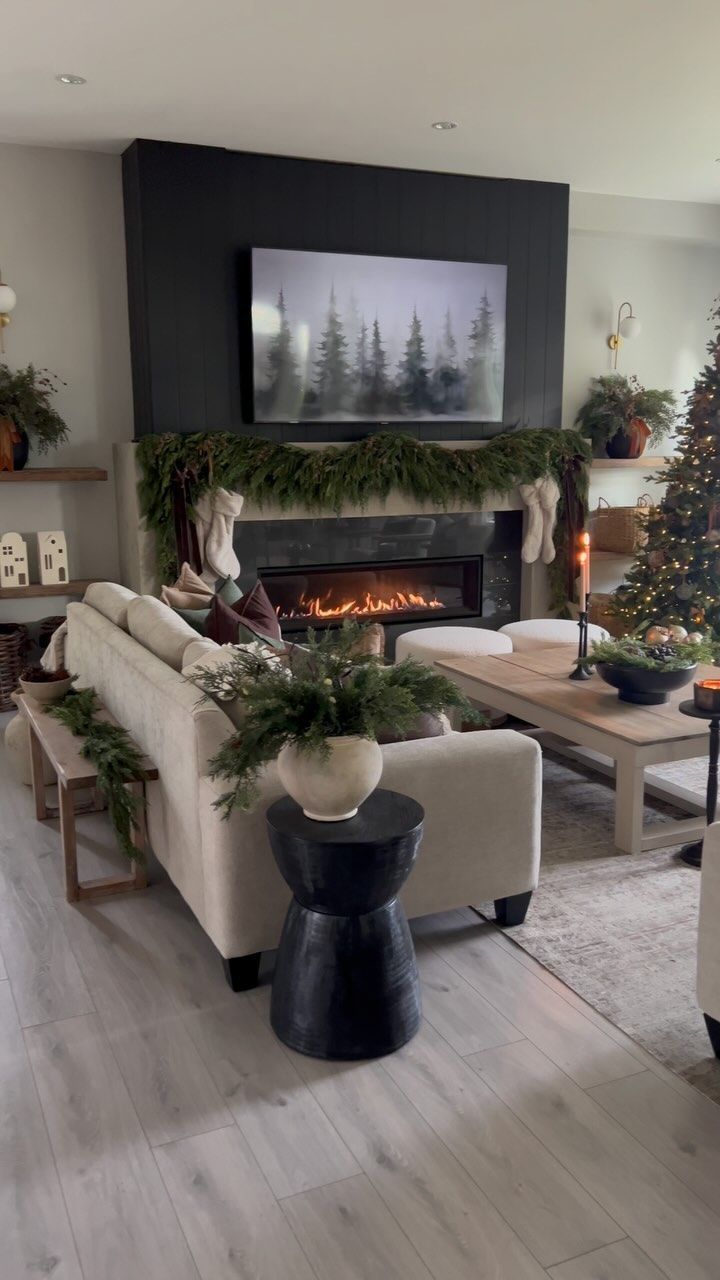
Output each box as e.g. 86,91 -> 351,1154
277,735 -> 383,821
0,417 -> 28,472
605,418 -> 652,460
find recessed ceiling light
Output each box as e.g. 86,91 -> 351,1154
431,120 -> 458,131
56,73 -> 86,86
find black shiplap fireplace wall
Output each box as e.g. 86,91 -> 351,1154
122,140 -> 569,442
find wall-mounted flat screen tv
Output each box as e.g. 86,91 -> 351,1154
251,247 -> 507,424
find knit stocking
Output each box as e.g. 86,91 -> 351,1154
538,476 -> 561,564
519,480 -> 544,563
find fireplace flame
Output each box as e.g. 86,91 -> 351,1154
281,589 -> 446,620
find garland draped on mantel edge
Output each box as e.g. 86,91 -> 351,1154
137,429 -> 591,613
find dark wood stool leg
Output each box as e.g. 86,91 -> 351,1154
495,890 -> 533,927
223,953 -> 262,992
705,1014 -> 720,1058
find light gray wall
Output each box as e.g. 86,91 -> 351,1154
0,142 -> 132,623
564,191 -> 720,590
565,191 -> 720,494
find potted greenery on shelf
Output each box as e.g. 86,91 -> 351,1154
0,363 -> 69,471
575,374 -> 676,459
194,622 -> 479,821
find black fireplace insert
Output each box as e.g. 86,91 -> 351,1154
259,555 -> 482,632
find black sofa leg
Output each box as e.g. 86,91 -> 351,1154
705,1013 -> 720,1058
494,891 -> 533,927
223,952 -> 262,992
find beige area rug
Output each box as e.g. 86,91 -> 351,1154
489,749 -> 720,1102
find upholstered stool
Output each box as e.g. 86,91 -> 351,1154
395,627 -> 512,728
395,625 -> 513,666
499,619 -> 609,652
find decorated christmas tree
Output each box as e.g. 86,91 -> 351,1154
613,304 -> 720,636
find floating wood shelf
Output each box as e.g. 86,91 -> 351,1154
0,467 -> 107,483
0,579 -> 99,600
590,456 -> 675,470
592,550 -> 634,561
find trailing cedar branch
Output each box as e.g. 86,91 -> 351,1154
48,687 -> 147,863
136,428 -> 590,614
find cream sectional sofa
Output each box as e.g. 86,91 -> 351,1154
66,583 -> 542,989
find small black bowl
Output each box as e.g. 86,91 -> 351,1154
595,661 -> 697,706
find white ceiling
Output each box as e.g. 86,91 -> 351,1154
3,0 -> 720,203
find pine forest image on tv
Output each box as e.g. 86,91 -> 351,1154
251,248 -> 507,423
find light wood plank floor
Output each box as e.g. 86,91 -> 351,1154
2,723 -> 720,1279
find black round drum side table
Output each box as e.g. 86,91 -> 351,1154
266,788 -> 424,1060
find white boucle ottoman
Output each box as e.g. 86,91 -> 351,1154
395,626 -> 512,728
395,625 -> 513,665
499,619 -> 609,652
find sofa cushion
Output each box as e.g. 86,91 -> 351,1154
183,638 -> 287,729
83,582 -> 138,631
127,595 -> 200,671
183,636 -> 220,667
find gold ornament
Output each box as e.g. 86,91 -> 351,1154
684,632 -> 704,645
690,606 -> 706,626
645,625 -> 671,644
667,624 -> 688,642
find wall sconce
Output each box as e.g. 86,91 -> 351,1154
608,301 -> 641,370
0,267 -> 17,354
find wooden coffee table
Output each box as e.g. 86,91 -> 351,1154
436,647 -> 713,854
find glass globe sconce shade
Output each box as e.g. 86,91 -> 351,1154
608,301 -> 640,368
0,275 -> 17,354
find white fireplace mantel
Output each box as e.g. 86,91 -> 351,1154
113,441 -> 550,618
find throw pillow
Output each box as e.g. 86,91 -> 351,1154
160,562 -> 213,611
163,571 -> 243,633
205,580 -> 284,647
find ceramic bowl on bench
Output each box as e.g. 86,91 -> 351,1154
19,671 -> 73,705
595,661 -> 696,706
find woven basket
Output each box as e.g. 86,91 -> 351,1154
592,495 -> 652,555
589,593 -> 626,639
0,623 -> 29,712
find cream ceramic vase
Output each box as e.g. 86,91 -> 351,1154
277,736 -> 383,822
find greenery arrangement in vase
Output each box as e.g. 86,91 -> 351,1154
575,374 -> 676,459
194,622 -> 480,821
0,363 -> 69,472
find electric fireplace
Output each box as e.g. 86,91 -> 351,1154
260,556 -> 481,633
234,511 -> 522,655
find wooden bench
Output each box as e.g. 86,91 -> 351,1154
14,692 -> 158,903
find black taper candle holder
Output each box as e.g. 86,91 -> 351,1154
569,593 -> 592,680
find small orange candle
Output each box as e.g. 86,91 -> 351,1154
694,680 -> 720,712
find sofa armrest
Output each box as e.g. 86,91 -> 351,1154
379,729 -> 542,916
698,822 -> 720,1022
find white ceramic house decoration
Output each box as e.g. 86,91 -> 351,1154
0,532 -> 29,588
37,531 -> 69,586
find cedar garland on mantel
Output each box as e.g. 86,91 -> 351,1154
136,429 -> 591,612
